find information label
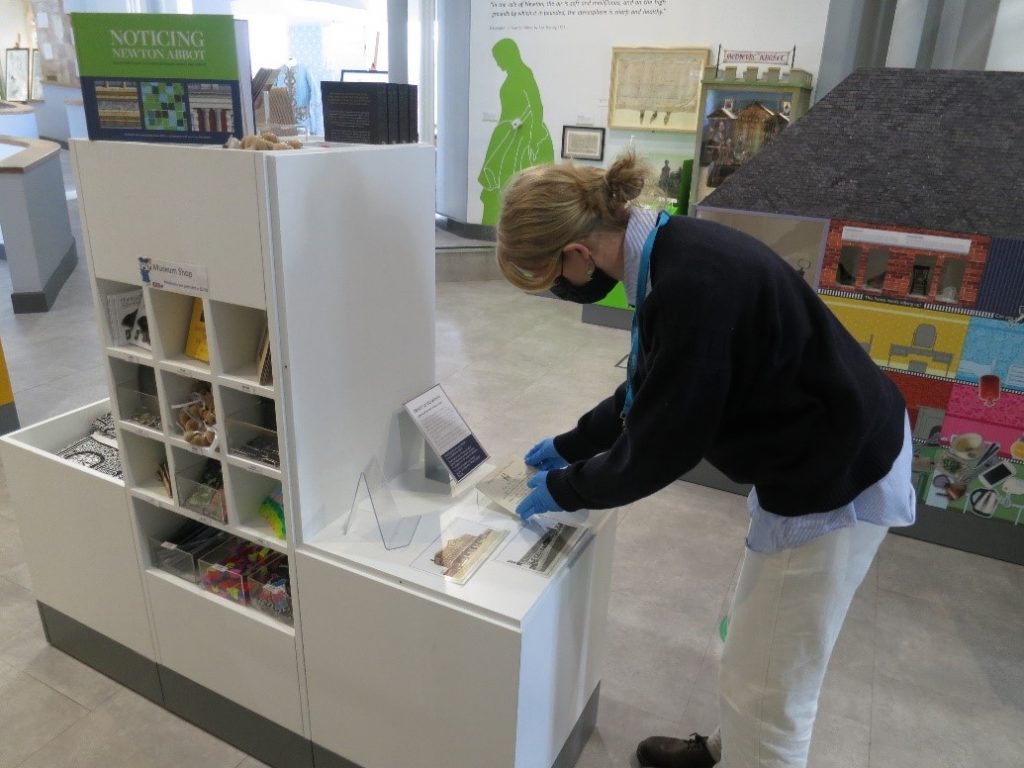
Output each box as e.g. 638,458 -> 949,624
404,385 -> 488,482
139,257 -> 209,295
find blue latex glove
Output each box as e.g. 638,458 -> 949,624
516,471 -> 564,521
524,437 -> 568,471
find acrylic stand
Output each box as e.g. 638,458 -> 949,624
345,457 -> 420,550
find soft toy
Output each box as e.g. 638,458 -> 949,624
225,132 -> 303,151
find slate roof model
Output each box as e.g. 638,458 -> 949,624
701,68 -> 1024,240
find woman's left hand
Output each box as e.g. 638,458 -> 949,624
516,471 -> 563,521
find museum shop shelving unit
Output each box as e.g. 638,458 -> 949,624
0,139 -> 615,768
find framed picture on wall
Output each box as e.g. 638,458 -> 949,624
30,49 -> 44,100
608,46 -> 710,133
4,48 -> 30,102
561,125 -> 606,161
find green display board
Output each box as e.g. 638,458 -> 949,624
72,13 -> 239,80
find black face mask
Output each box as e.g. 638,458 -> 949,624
549,267 -> 618,304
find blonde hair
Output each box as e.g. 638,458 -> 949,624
496,152 -> 648,292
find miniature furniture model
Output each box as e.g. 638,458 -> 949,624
688,65 -> 813,211
887,323 -> 953,375
0,139 -> 615,768
0,135 -> 77,312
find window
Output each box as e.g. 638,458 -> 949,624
908,255 -> 936,296
836,246 -> 859,286
936,258 -> 965,302
864,248 -> 890,291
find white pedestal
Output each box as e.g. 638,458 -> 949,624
301,487 -> 616,768
0,108 -> 38,138
0,136 -> 77,312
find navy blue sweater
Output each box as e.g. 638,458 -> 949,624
548,216 -> 906,515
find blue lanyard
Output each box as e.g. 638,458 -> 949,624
622,210 -> 670,421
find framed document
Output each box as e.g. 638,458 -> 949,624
30,49 -> 43,100
608,46 -> 710,133
4,48 -> 30,102
560,125 -> 606,161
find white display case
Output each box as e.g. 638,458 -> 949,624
0,138 -> 614,768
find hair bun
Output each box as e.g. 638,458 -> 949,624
605,151 -> 646,205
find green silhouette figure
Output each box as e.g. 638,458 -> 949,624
478,38 -> 554,225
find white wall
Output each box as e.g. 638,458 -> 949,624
1,0 -> 33,50
987,0 -> 1024,70
460,0 -> 832,226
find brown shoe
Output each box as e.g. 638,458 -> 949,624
636,733 -> 715,768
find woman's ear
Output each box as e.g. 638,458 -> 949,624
561,242 -> 590,263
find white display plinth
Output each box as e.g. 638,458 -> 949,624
0,400 -> 154,660
302,483 -> 615,768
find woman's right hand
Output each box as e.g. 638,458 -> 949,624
524,437 -> 567,471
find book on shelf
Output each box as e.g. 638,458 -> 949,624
406,84 -> 419,142
71,13 -> 253,145
320,80 -> 419,145
105,289 -> 143,347
386,83 -> 401,144
256,325 -> 273,386
397,84 -> 411,143
321,81 -> 389,144
184,297 -> 210,363
129,300 -> 151,350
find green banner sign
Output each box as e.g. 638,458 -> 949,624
71,13 -> 238,80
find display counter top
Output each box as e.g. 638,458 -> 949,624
0,135 -> 60,174
303,466 -> 614,629
0,102 -> 34,115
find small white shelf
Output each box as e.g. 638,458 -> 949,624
226,453 -> 282,480
130,483 -> 176,510
218,372 -> 274,399
118,419 -> 163,441
166,435 -> 221,459
233,522 -> 288,555
130,486 -> 286,556
106,345 -> 154,365
159,356 -> 212,380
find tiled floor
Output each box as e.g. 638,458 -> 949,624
0,153 -> 1022,767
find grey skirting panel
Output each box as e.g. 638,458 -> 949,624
159,667 -> 313,768
0,400 -> 20,436
11,241 -> 78,314
314,683 -> 600,768
677,463 -> 1023,566
581,303 -> 632,331
37,602 -> 163,704
435,214 -> 495,242
37,601 -> 601,768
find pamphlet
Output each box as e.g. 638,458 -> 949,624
256,325 -> 273,386
105,289 -> 143,347
476,457 -> 537,517
411,517 -> 508,585
184,297 -> 209,363
499,520 -> 587,577
404,385 -> 488,483
128,300 -> 151,350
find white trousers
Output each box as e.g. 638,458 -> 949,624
708,519 -> 888,768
